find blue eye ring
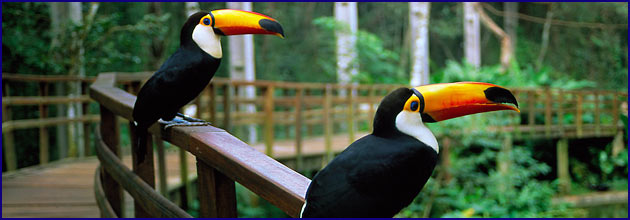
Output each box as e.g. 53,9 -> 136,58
410,101 -> 419,111
203,18 -> 211,25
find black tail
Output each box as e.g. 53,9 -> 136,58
136,124 -> 148,163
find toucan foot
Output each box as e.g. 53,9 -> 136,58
158,118 -> 211,130
176,113 -> 207,123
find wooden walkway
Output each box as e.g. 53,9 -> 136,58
2,149 -> 197,218
2,132 -> 365,218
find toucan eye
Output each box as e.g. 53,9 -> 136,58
203,18 -> 211,25
410,101 -> 419,112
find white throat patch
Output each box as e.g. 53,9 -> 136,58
395,111 -> 439,153
192,24 -> 222,58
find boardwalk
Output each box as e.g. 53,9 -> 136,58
2,149 -> 197,218
2,132 -> 363,218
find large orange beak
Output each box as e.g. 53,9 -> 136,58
414,82 -> 520,122
210,9 -> 284,38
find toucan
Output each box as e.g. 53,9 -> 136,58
300,82 -> 519,218
132,9 -> 284,163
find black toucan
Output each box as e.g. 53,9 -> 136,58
132,9 -> 284,163
300,82 -> 519,218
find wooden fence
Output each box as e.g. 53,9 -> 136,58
3,73 -> 627,172
90,73 -> 309,217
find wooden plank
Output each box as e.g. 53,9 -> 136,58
196,159 -> 237,218
2,95 -> 92,105
154,135 -> 168,196
2,115 -> 100,132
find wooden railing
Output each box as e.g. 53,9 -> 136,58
3,73 -> 627,172
90,73 -> 309,217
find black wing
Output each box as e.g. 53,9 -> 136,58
302,134 -> 438,217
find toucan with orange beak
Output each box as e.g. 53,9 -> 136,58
300,82 -> 519,217
132,10 -> 284,163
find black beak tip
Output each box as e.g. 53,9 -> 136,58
484,87 -> 519,108
259,19 -> 284,37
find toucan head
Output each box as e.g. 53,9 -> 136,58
182,10 -> 284,58
372,82 -> 519,152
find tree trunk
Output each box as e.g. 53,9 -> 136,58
334,2 -> 359,88
536,3 -> 554,69
504,2 -> 518,56
67,2 -> 84,158
463,2 -> 481,68
474,2 -> 512,70
49,2 -> 69,159
409,2 -> 431,86
149,2 -> 166,70
227,2 -> 258,144
185,2 -> 200,17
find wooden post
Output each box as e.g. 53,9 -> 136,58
2,98 -> 17,171
283,88 -> 291,139
179,148 -> 192,210
576,93 -> 583,138
346,87 -> 355,144
593,92 -> 601,136
223,84 -> 232,131
38,82 -> 50,164
209,83 -> 217,123
612,92 -> 619,128
263,85 -> 275,156
557,138 -> 571,195
196,158 -> 237,218
82,81 -> 92,156
304,89 -> 313,137
368,87 -> 376,130
323,85 -> 333,163
294,88 -> 304,171
544,88 -> 552,137
129,121 -> 155,218
99,105 -> 123,217
528,90 -> 535,137
153,135 -> 168,196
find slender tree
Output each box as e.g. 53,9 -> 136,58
409,2 -> 431,86
463,2 -> 481,68
334,2 -> 359,87
227,2 -> 258,144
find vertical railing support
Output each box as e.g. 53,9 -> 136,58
576,93 -> 583,138
263,85 -> 275,156
544,88 -> 552,137
197,159 -> 237,218
99,105 -> 124,217
346,87 -> 355,144
294,88 -> 304,171
38,82 -> 50,164
323,85 -> 333,164
129,121 -> 155,218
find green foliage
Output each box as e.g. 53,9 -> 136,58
312,16 -> 406,84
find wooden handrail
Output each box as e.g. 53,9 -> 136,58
89,73 -> 310,217
3,72 -> 627,173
